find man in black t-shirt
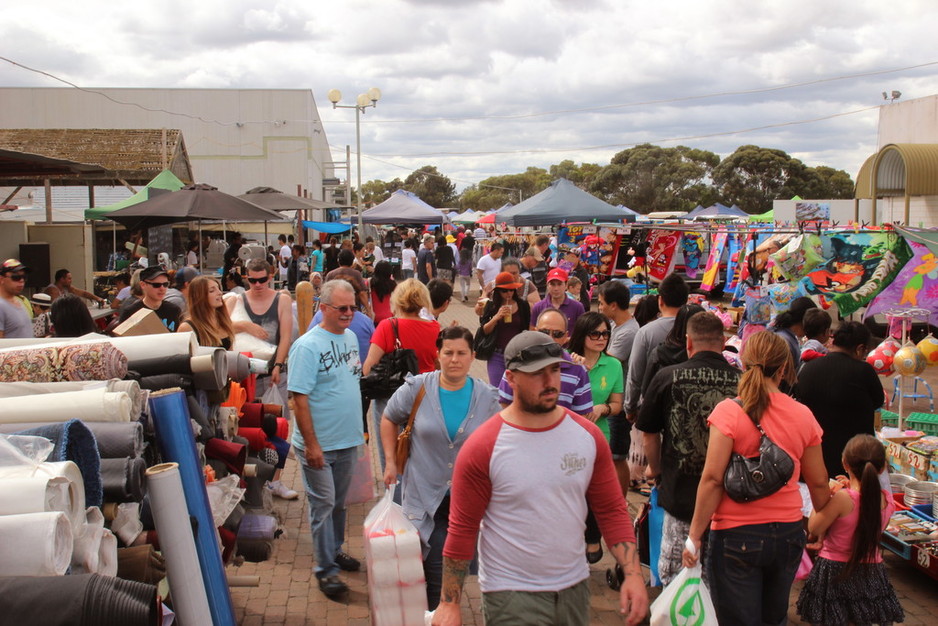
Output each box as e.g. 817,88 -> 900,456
118,266 -> 181,331
416,235 -> 435,284
636,312 -> 739,585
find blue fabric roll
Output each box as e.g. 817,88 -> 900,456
149,389 -> 236,626
14,419 -> 103,507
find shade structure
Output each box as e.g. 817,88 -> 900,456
476,212 -> 497,224
237,187 -> 351,212
84,169 -> 186,220
495,179 -> 631,226
749,208 -> 774,222
614,205 -> 640,222
360,189 -> 451,225
301,220 -> 351,234
687,203 -> 748,221
106,183 -> 284,230
451,211 -> 480,224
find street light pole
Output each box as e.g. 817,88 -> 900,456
327,87 -> 381,234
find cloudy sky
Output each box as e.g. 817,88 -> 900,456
2,0 -> 937,191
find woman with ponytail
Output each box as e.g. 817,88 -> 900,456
682,330 -> 831,625
797,434 -> 904,625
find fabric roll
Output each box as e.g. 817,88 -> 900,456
0,343 -> 127,383
0,380 -> 106,397
136,374 -> 192,392
9,420 -> 102,507
107,380 -> 143,420
145,462 -> 213,626
0,475 -> 72,517
0,511 -> 73,576
0,460 -> 92,519
0,388 -> 131,424
237,427 -> 270,453
242,456 -> 275,509
239,402 -> 264,428
186,394 -> 213,441
0,573 -> 159,626
100,457 -> 147,502
98,528 -> 118,577
261,403 -> 283,417
128,354 -> 192,378
72,506 -> 106,574
227,352 -> 250,383
236,537 -> 272,563
204,438 -> 247,476
116,544 -> 166,586
148,390 -> 237,626
0,331 -> 198,360
89,422 -> 145,459
190,349 -> 227,391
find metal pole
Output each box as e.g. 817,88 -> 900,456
356,105 -> 363,233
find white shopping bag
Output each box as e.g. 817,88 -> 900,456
649,539 -> 717,626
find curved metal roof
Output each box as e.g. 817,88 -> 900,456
855,143 -> 938,199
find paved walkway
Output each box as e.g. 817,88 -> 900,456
228,295 -> 938,625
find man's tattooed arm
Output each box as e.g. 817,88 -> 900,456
440,556 -> 470,603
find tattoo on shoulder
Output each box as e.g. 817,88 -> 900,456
441,557 -> 469,603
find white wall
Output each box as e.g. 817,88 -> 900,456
27,223 -> 94,292
878,95 -> 938,146
772,199 -> 875,223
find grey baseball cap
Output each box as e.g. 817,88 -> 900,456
504,331 -> 566,373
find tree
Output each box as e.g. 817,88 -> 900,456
712,145 -> 824,213
549,160 -> 602,189
403,165 -> 457,208
807,165 -> 855,199
590,144 -> 720,213
458,167 -> 553,210
359,178 -> 402,206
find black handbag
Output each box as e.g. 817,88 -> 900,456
723,400 -> 795,503
473,324 -> 497,361
360,319 -> 419,400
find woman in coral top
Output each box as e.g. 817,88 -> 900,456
682,330 -> 831,626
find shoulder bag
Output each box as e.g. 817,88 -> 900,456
723,399 -> 795,503
360,318 -> 419,400
473,305 -> 498,361
395,385 -> 426,473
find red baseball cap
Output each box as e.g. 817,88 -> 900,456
547,268 -> 568,283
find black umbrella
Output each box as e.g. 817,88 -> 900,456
107,183 -> 284,230
237,187 -> 351,212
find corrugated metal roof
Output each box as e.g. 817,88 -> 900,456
855,143 -> 938,198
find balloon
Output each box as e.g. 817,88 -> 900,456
916,335 -> 938,366
893,345 -> 927,376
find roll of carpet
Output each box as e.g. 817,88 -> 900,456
190,348 -> 227,391
0,460 -> 91,521
148,390 -> 236,626
0,388 -> 131,424
145,462 -> 213,626
0,342 -> 128,383
0,331 -> 197,361
0,573 -> 159,626
100,457 -> 147,502
0,511 -> 73,576
0,475 -> 72,518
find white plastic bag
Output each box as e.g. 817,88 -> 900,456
227,295 -> 277,360
364,486 -> 427,626
261,382 -> 285,408
649,539 -> 718,626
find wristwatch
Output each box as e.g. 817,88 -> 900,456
273,362 -> 285,369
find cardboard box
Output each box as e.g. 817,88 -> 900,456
883,436 -> 922,476
111,308 -> 169,337
904,446 -> 932,481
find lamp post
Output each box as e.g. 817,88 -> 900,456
327,87 -> 381,233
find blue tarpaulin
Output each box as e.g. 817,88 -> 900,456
302,220 -> 352,234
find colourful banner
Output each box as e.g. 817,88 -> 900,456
646,230 -> 680,282
725,234 -> 742,292
700,231 -> 728,292
865,240 -> 938,326
681,233 -> 704,279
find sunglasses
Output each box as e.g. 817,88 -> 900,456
496,287 -> 515,294
144,280 -> 170,288
323,303 -> 358,314
538,328 -> 566,339
587,330 -> 612,340
247,276 -> 269,284
507,341 -> 564,368
6,274 -> 25,282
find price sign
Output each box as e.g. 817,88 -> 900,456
917,547 -> 930,570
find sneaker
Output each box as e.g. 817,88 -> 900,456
335,550 -> 361,572
317,575 -> 348,597
267,480 -> 299,500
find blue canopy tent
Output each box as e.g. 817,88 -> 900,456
361,189 -> 451,225
496,179 -> 634,226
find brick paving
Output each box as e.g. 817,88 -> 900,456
227,295 -> 938,624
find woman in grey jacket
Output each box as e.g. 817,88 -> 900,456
381,325 -> 502,609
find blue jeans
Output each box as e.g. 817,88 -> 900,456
371,397 -> 388,473
298,446 -> 357,579
706,520 -> 805,626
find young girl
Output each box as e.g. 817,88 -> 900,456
796,434 -> 904,625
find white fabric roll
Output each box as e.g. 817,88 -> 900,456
0,475 -> 71,517
146,463 -> 212,626
0,331 -> 197,361
0,380 -> 107,398
71,506 -> 105,573
0,511 -> 73,576
107,379 -> 143,419
97,528 -> 118,577
0,388 -> 131,424
0,461 -> 85,529
190,349 -> 227,391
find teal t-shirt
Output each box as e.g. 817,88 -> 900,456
310,249 -> 324,273
287,325 -> 364,451
439,378 -> 474,440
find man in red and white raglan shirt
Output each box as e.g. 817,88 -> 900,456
432,331 -> 648,626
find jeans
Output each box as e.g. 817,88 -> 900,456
706,520 -> 805,626
458,275 -> 471,300
298,446 -> 357,579
403,269 -> 414,280
371,396 -> 389,473
424,494 -> 450,610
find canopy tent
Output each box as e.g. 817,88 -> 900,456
686,203 -> 748,221
360,189 -> 451,225
301,220 -> 351,234
452,210 -> 480,224
237,187 -> 351,212
495,179 -> 633,226
476,212 -> 497,224
84,169 -> 186,220
749,208 -> 774,222
614,205 -> 641,222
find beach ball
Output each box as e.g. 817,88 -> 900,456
917,335 -> 938,366
867,341 -> 897,375
893,345 -> 927,376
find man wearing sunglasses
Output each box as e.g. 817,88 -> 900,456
0,258 -> 33,338
529,268 -> 584,333
435,331 -> 648,626
118,266 -> 181,331
497,308 -> 592,417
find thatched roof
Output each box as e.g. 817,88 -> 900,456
0,128 -> 193,186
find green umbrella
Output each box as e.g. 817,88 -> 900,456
84,169 -> 186,220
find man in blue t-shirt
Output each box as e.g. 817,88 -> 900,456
288,279 -> 365,599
